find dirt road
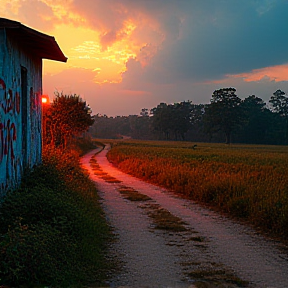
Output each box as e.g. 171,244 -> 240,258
81,146 -> 288,288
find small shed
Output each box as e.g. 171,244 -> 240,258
0,18 -> 67,196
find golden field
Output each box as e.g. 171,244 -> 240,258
106,140 -> 288,238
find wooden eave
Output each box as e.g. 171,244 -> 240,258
0,18 -> 67,62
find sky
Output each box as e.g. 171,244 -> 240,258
1,0 -> 288,116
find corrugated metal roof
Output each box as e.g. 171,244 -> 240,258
0,18 -> 67,62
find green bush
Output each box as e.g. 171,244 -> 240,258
0,147 -> 111,287
0,221 -> 78,286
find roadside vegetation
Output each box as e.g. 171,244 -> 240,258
0,93 -> 111,287
0,142 -> 111,287
107,140 -> 288,239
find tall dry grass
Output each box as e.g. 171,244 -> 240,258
107,140 -> 288,238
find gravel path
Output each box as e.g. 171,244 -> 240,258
81,146 -> 288,288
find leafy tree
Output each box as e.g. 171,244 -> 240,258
90,113 -> 152,140
129,114 -> 151,139
203,88 -> 244,144
269,90 -> 288,116
238,95 -> 267,143
151,101 -> 193,140
186,104 -> 209,142
150,103 -> 172,139
44,92 -> 94,148
90,114 -> 117,139
140,108 -> 149,117
269,89 -> 288,144
171,101 -> 193,140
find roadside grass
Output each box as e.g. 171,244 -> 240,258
89,155 -> 121,183
101,175 -> 122,183
106,140 -> 288,239
0,146 -> 112,287
186,261 -> 249,288
118,186 -> 152,201
139,203 -> 188,232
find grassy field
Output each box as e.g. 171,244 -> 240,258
106,140 -> 288,239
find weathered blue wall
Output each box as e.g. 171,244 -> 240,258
0,29 -> 42,197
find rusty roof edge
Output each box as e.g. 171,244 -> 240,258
0,17 -> 67,63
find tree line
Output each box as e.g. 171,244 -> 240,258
90,88 -> 288,145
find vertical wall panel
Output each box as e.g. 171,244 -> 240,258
0,30 -> 42,197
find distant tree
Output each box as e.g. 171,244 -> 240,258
238,95 -> 268,143
269,89 -> 288,144
128,114 -> 151,139
190,104 -> 205,125
186,104 -> 209,142
151,101 -> 193,140
44,92 -> 94,148
140,108 -> 149,117
90,114 -> 118,139
269,90 -> 288,116
90,113 -> 152,140
171,101 -> 194,140
203,88 -> 244,144
151,103 -> 172,139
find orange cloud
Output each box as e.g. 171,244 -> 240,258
230,64 -> 288,82
3,0 -> 165,87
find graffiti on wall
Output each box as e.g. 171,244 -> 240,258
0,78 -> 20,164
30,87 -> 40,142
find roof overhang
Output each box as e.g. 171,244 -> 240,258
0,18 -> 67,63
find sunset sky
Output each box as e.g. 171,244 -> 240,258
1,0 -> 288,116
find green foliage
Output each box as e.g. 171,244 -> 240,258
151,101 -> 193,140
269,89 -> 288,144
203,88 -> 244,144
91,113 -> 152,140
238,95 -> 273,144
43,92 -> 94,148
0,147 -> 110,287
71,137 -> 98,156
269,89 -> 288,117
90,90 -> 288,145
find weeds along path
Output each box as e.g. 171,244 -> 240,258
81,146 -> 288,288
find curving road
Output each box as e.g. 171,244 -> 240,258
81,146 -> 288,288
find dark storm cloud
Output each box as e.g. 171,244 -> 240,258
143,0 -> 288,82
72,0 -> 287,84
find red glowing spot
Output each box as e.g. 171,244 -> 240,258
42,95 -> 49,104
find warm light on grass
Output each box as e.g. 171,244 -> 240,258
107,140 -> 288,239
